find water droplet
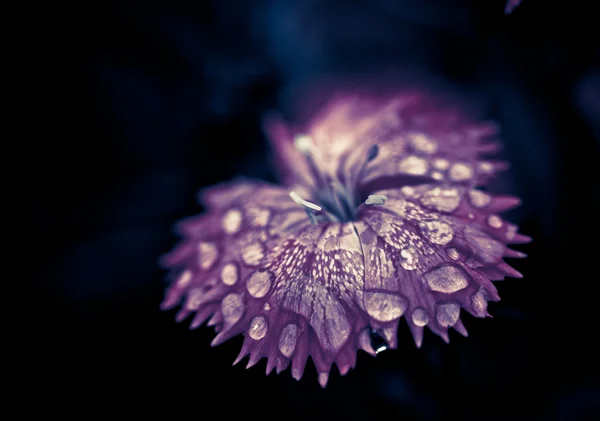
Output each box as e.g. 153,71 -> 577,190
401,186 -> 415,197
419,220 -> 454,245
249,316 -> 268,340
221,208 -> 242,234
278,324 -> 298,358
468,190 -> 491,208
487,215 -> 502,229
436,302 -> 460,327
176,270 -> 192,288
222,293 -> 244,325
398,155 -> 429,175
369,329 -> 388,353
409,133 -> 438,154
399,246 -> 419,270
198,242 -> 218,270
246,270 -> 272,298
449,163 -> 473,181
424,264 -> 470,293
420,187 -> 461,213
431,171 -> 444,180
221,263 -> 238,286
364,291 -> 407,322
479,162 -> 494,173
433,158 -> 450,170
411,308 -> 429,326
242,242 -> 264,266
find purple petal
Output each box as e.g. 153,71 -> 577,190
264,93 -> 508,193
354,183 -> 529,347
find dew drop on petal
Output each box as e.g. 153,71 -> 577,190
468,190 -> 491,208
399,246 -> 419,270
369,329 -> 388,353
198,242 -> 218,270
479,162 -> 494,173
249,316 -> 268,340
365,291 -> 407,322
221,263 -> 238,286
221,208 -> 242,234
424,264 -> 470,293
411,308 -> 429,326
222,293 -> 245,325
398,155 -> 429,175
278,324 -> 298,358
433,158 -> 450,170
487,215 -> 503,229
420,187 -> 461,213
419,220 -> 454,245
436,302 -> 461,327
246,270 -> 273,298
177,270 -> 192,288
409,133 -> 438,154
401,186 -> 415,197
242,242 -> 265,266
448,163 -> 473,182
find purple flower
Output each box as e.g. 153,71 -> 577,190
160,92 -> 530,387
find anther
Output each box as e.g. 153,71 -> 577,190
365,194 -> 388,205
294,134 -> 313,155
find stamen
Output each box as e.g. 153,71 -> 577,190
293,134 -> 328,190
289,191 -> 322,211
365,194 -> 388,205
345,144 -> 380,210
367,144 -> 379,162
330,180 -> 355,220
304,209 -> 318,225
294,134 -> 313,154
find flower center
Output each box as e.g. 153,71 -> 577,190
290,135 -> 381,224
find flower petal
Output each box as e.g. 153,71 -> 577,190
264,93 -> 506,193
161,181 -> 371,385
355,183 -> 529,347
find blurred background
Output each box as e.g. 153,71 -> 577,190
37,0 -> 599,419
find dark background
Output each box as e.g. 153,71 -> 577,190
38,0 -> 599,419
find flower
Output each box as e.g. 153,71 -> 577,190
160,92 -> 530,387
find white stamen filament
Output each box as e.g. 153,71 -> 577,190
289,191 -> 322,211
